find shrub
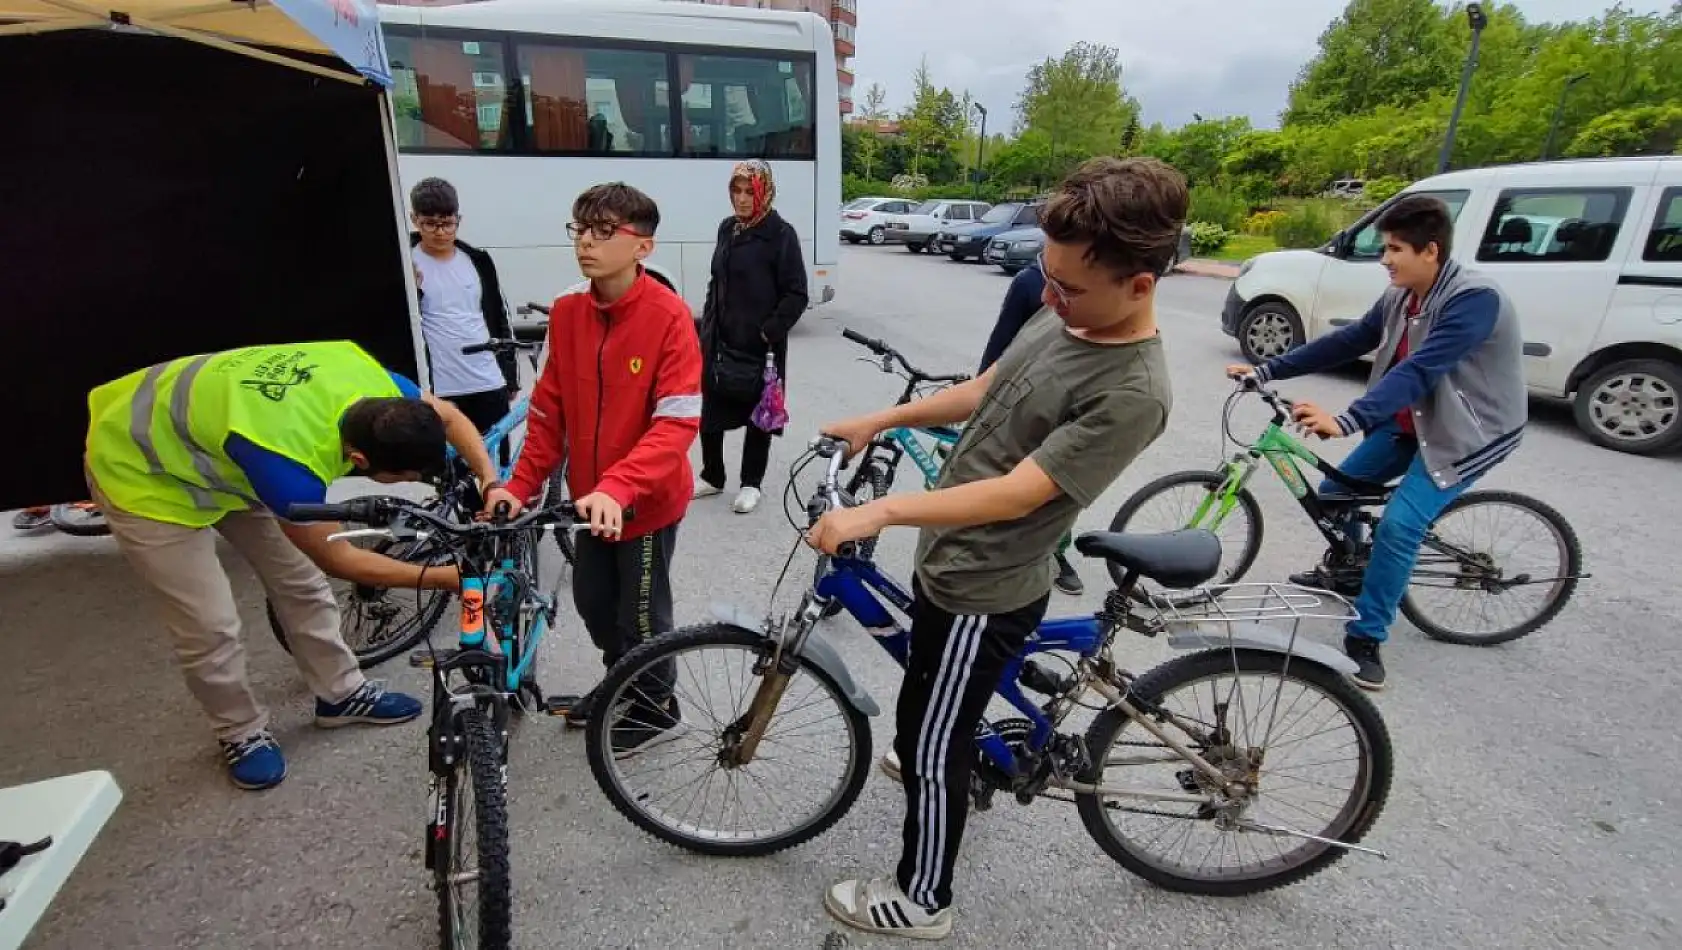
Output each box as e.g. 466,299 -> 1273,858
1363,176 -> 1407,204
1273,203 -> 1339,249
1243,210 -> 1287,236
1188,184 -> 1247,231
1187,221 -> 1234,256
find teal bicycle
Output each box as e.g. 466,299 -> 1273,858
1108,377 -> 1586,646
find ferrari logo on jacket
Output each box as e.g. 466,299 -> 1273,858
629,357 -> 644,375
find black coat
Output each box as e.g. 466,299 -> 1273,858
408,233 -> 520,392
698,210 -> 809,434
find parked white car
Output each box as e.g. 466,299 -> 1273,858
840,196 -> 919,245
1223,155 -> 1682,455
882,199 -> 992,253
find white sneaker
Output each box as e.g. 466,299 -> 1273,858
880,748 -> 902,783
732,486 -> 762,513
693,479 -> 723,499
823,875 -> 953,940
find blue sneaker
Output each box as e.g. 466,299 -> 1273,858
221,729 -> 287,790
314,679 -> 423,728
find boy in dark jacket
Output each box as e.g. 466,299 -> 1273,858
408,178 -> 520,461
504,183 -> 703,758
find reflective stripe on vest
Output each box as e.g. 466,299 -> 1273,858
129,355 -> 257,511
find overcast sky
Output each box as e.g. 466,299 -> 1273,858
850,0 -> 1671,131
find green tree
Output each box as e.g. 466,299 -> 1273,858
1568,103 -> 1682,156
900,58 -> 964,179
1284,0 -> 1459,124
855,82 -> 888,179
1014,41 -> 1141,173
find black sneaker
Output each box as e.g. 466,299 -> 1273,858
1289,565 -> 1363,598
610,696 -> 688,760
1054,553 -> 1084,595
1343,636 -> 1386,691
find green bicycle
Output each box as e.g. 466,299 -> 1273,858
1108,378 -> 1586,646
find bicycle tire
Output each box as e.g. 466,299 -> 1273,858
436,708 -> 512,950
1400,489 -> 1583,646
267,534 -> 453,669
1106,470 -> 1264,603
584,623 -> 872,857
48,502 -> 111,537
1076,648 -> 1392,897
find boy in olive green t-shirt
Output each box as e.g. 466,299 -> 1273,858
807,156 -> 1189,941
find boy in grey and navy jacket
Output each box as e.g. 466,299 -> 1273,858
1231,193 -> 1526,689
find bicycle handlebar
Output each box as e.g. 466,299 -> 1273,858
841,328 -> 971,385
518,302 -> 551,316
287,496 -> 596,540
461,338 -> 539,357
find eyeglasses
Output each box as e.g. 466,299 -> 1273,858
1038,251 -> 1073,309
566,221 -> 646,242
416,217 -> 459,233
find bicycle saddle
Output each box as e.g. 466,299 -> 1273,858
1073,529 -> 1222,590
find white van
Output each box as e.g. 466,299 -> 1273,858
1221,156 -> 1682,455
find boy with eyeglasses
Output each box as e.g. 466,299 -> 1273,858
504,182 -> 703,758
408,177 -> 520,450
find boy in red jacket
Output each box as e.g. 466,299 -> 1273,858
504,183 -> 703,757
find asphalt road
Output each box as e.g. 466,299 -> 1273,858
5,245 -> 1680,949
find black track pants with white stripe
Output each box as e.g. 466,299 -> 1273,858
894,579 -> 1049,912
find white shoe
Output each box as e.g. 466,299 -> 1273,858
693,478 -> 723,499
732,486 -> 762,513
823,875 -> 953,940
880,748 -> 902,782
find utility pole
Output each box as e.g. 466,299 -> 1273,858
1438,2 -> 1489,174
972,103 -> 988,198
1542,74 -> 1589,161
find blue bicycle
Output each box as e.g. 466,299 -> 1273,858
584,435 -> 1393,895
288,492 -> 585,949
267,310 -> 572,668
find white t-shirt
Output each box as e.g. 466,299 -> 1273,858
414,248 -> 507,397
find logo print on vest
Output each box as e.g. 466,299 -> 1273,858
240,351 -> 320,402
629,357 -> 644,375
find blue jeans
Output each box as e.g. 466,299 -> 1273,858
1318,420 -> 1476,643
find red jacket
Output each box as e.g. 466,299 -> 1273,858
506,270 -> 702,538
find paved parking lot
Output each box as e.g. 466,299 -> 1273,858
4,244 -> 1680,949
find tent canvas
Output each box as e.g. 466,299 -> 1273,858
0,0 -> 425,512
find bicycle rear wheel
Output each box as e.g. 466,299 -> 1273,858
435,708 -> 512,950
1106,470 -> 1264,605
1076,648 -> 1392,896
585,623 -> 872,857
267,532 -> 452,669
1400,489 -> 1582,646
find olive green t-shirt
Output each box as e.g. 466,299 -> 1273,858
913,308 -> 1172,615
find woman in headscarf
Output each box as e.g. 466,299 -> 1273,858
694,159 -> 810,514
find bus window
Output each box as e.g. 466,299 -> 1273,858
676,53 -> 815,159
388,30 -> 512,151
517,43 -> 670,156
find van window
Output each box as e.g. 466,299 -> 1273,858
1476,188 -> 1632,264
1347,190 -> 1469,260
1644,187 -> 1682,263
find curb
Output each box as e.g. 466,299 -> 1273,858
1174,258 -> 1241,280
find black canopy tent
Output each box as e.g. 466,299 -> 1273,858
0,0 -> 423,511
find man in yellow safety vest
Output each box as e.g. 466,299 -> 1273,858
83,339 -> 520,790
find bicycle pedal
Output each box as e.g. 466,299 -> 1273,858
408,648 -> 462,669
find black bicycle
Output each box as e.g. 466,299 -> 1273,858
268,326 -> 572,668
288,494 -> 583,950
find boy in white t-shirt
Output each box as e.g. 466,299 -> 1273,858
408,178 -> 520,461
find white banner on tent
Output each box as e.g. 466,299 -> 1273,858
272,0 -> 391,86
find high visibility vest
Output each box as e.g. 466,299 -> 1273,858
85,341 -> 403,527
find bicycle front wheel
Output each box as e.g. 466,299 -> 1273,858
585,623 -> 872,857
1401,489 -> 1583,646
1107,470 -> 1264,604
436,708 -> 511,950
1076,648 -> 1392,897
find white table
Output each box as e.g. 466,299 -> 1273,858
0,771 -> 121,950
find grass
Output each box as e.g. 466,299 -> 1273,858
1210,233 -> 1278,261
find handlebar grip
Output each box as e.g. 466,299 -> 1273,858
285,502 -> 351,523
841,328 -> 888,354
460,343 -> 492,355
520,302 -> 551,316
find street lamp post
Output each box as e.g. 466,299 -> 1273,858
972,103 -> 988,198
1541,74 -> 1589,161
1438,2 -> 1489,174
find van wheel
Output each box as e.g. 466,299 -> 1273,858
1573,358 -> 1682,455
1237,302 -> 1304,364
